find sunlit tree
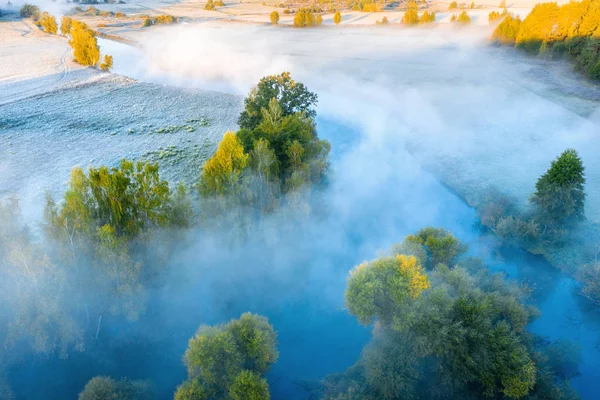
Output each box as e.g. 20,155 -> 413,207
38,12 -> 58,34
199,132 -> 248,197
270,10 -> 279,24
60,16 -> 72,36
69,20 -> 100,66
334,11 -> 342,25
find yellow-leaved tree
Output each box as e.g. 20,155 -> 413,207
68,20 -> 100,66
345,254 -> 430,326
199,132 -> 249,197
38,12 -> 58,34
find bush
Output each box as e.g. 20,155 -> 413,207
449,1 -> 458,9
100,54 -> 113,71
334,10 -> 342,25
376,15 -> 389,24
283,8 -> 291,14
115,11 -> 125,18
38,12 -> 58,34
215,0 -> 225,6
270,10 -> 279,24
401,8 -> 418,25
19,4 -> 39,19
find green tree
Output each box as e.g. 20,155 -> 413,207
404,227 -> 467,268
175,313 -> 278,399
530,149 -> 586,226
60,16 -> 72,36
323,229 -> 573,400
69,20 -> 100,67
334,10 -> 342,25
238,72 -> 318,131
19,3 -> 39,19
270,10 -> 279,24
79,376 -> 157,400
419,10 -> 436,24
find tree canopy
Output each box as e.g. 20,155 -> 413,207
530,149 -> 585,226
323,228 -> 578,400
175,313 -> 278,400
69,20 -> 100,66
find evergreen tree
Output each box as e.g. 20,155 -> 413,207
530,148 -> 585,226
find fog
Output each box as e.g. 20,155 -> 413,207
2,21 -> 600,399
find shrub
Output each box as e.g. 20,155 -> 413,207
100,54 -> 113,71
334,10 -> 342,25
142,17 -> 153,27
115,11 -> 125,18
376,15 -> 389,24
38,12 -> 58,34
270,10 -> 279,24
79,376 -> 157,400
283,8 -> 291,14
449,1 -> 458,9
19,3 -> 39,19
215,0 -> 225,6
470,1 -> 475,9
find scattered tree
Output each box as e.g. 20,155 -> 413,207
376,15 -> 389,24
401,2 -> 419,25
419,10 -> 436,24
449,1 -> 458,9
205,0 -> 216,11
270,10 -> 279,24
334,10 -> 342,25
293,8 -> 322,27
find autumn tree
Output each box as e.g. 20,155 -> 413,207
175,313 -> 278,400
334,10 -> 342,25
199,131 -> 249,197
530,149 -> 585,227
60,16 -> 72,36
100,54 -> 113,71
69,20 -> 100,66
449,1 -> 458,9
419,10 -> 436,23
454,10 -> 471,24
38,12 -> 58,34
270,10 -> 279,24
401,2 -> 419,25
492,14 -> 521,44
293,8 -> 321,28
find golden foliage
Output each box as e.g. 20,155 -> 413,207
68,20 -> 100,67
38,12 -> 58,34
199,132 -> 249,196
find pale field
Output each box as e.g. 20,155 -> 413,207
1,0 -> 599,224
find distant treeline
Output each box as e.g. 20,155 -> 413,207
492,0 -> 600,80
